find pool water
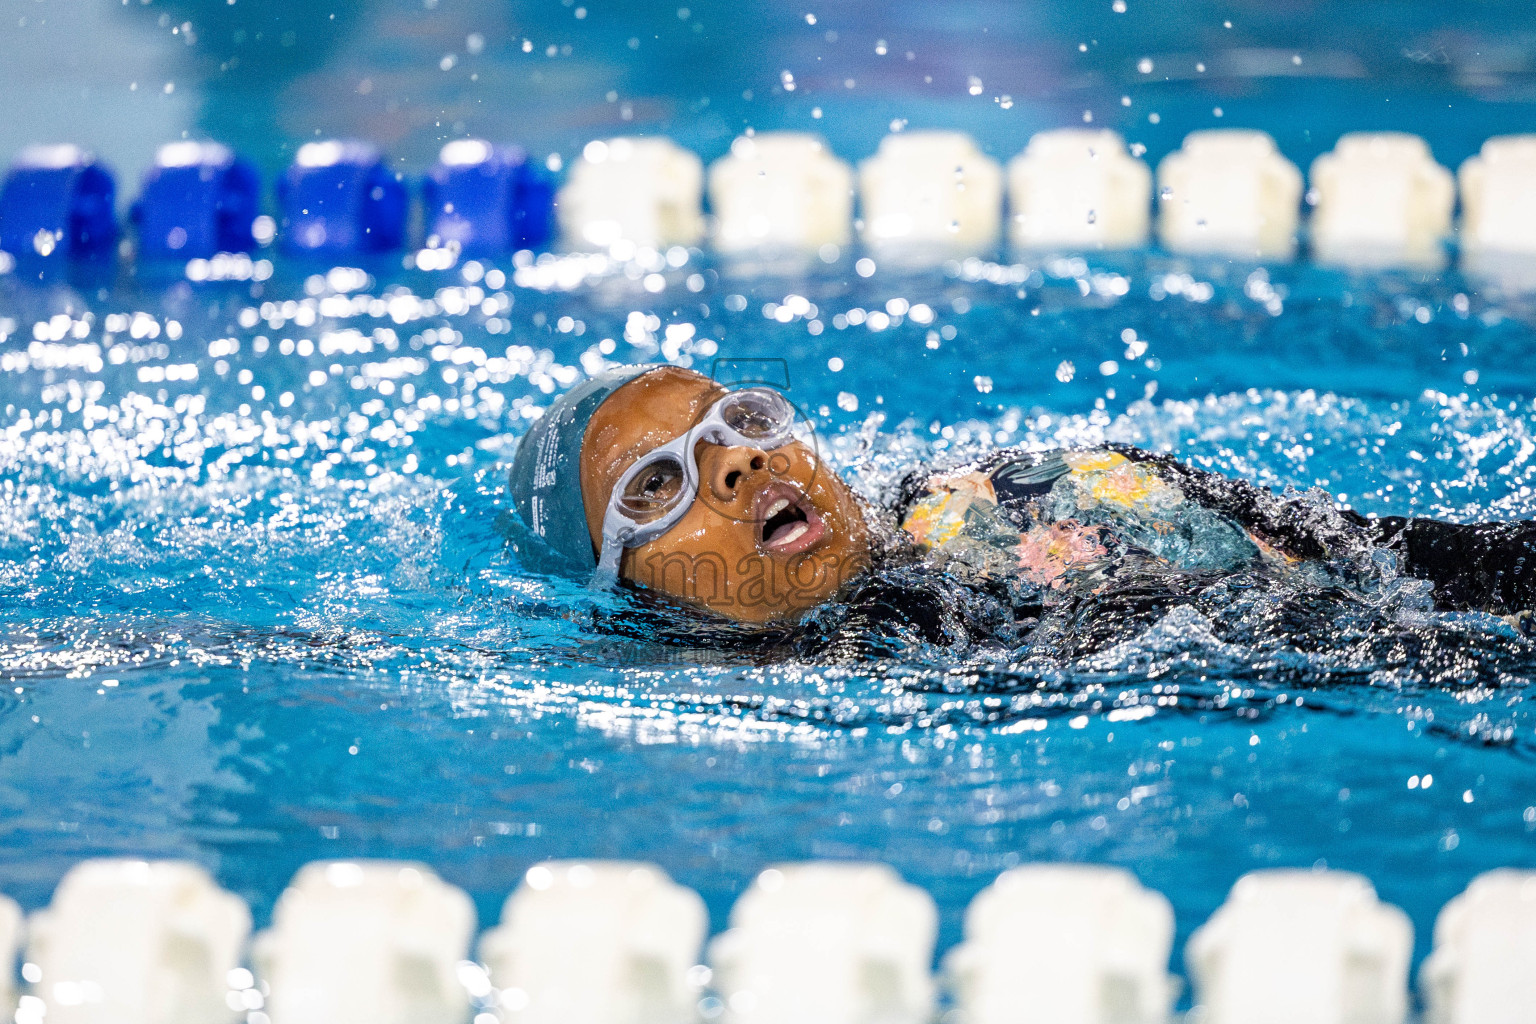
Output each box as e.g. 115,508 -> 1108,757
5,250 -> 1536,979
7,0 -> 1536,998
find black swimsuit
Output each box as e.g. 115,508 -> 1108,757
790,445 -> 1536,661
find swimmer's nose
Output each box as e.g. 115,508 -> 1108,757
703,445 -> 767,504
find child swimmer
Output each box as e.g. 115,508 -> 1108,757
509,364 -> 1536,653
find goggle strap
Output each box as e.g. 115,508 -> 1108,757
589,530 -> 626,590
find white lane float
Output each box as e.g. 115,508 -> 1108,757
946,864 -> 1177,1024
859,131 -> 1003,260
0,893 -> 20,1019
1156,129 -> 1303,259
709,133 -> 853,256
479,860 -> 708,1024
23,859 -> 250,1024
709,861 -> 938,1024
1007,129 -> 1152,251
1187,869 -> 1412,1024
1420,869 -> 1536,1024
1309,132 -> 1454,268
1459,135 -> 1536,279
557,136 -> 705,252
253,860 -> 476,1024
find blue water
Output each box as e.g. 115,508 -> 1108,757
6,0 -> 1536,997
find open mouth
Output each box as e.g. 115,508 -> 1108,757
757,486 -> 826,554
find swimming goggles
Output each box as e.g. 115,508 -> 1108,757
593,386 -> 797,586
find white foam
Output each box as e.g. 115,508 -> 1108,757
946,864 -> 1176,1024
708,133 -> 853,255
24,859 -> 250,1024
1007,129 -> 1152,251
253,860 -> 476,1024
1421,869 -> 1536,1024
1460,135 -> 1536,259
480,860 -> 707,1024
557,136 -> 705,251
1187,870 -> 1412,1024
1156,129 -> 1302,259
859,131 -> 1003,260
709,861 -> 937,1024
1309,132 -> 1453,268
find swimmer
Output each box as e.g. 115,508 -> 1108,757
508,364 -> 1536,654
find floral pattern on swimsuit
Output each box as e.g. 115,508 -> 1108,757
901,449 -> 1268,600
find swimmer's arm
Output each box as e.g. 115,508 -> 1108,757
1351,516 -> 1536,616
1113,445 -> 1536,615
1108,446 -> 1359,560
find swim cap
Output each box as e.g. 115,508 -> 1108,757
507,364 -> 660,569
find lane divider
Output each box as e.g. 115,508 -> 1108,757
252,860 -> 476,1024
2,858 -> 1534,1023
945,864 -> 1176,1024
1007,129 -> 1152,252
478,860 -> 706,1024
707,133 -> 853,256
1420,869 -> 1536,1024
3,130 -> 1536,271
1155,129 -> 1303,261
559,137 -> 705,252
857,131 -> 1004,261
23,859 -> 249,1024
1309,133 -> 1455,270
708,863 -> 937,1024
1459,136 -> 1536,272
1185,870 -> 1412,1024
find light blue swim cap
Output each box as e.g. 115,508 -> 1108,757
507,364 -> 661,570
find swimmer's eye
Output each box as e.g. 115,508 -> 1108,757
619,459 -> 686,522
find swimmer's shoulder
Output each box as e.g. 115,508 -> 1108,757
891,444 -> 1106,520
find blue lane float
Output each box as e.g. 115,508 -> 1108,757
277,140 -> 406,257
423,139 -> 554,254
133,141 -> 261,260
0,144 -> 117,260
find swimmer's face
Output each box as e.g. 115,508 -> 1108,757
580,367 -> 871,624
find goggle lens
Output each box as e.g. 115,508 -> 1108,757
718,388 -> 794,442
617,455 -> 687,523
